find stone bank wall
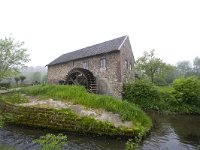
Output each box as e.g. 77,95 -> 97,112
0,101 -> 134,137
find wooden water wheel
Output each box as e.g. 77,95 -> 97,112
65,68 -> 97,93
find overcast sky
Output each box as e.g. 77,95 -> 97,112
0,0 -> 199,66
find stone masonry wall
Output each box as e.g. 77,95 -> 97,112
48,51 -> 123,99
120,37 -> 135,83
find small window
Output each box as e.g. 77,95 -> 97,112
83,62 -> 88,69
130,63 -> 132,70
100,58 -> 106,68
125,60 -> 128,69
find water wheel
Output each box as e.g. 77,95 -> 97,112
65,68 -> 97,93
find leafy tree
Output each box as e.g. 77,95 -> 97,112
14,77 -> 20,86
176,61 -> 193,77
19,75 -> 26,84
193,57 -> 200,77
0,37 -> 30,80
136,50 -> 174,84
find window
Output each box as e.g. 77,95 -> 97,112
83,62 -> 88,69
125,60 -> 128,69
100,58 -> 106,68
130,63 -> 132,70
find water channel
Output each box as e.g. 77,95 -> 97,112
0,112 -> 200,150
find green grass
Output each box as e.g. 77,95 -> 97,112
0,92 -> 28,104
20,84 -> 152,132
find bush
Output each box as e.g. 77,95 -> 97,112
123,79 -> 159,102
0,82 -> 10,89
172,76 -> 200,106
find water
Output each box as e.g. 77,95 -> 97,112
0,113 -> 200,150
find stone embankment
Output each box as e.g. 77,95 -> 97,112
0,96 -> 134,137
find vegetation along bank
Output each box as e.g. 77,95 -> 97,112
123,76 -> 200,114
0,85 -> 152,140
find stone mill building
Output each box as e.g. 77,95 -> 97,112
47,35 -> 135,99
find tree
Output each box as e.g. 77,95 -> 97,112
14,77 -> 20,86
0,37 -> 30,80
136,50 -> 174,84
176,61 -> 193,77
19,75 -> 26,84
193,57 -> 200,77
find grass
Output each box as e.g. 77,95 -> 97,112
0,92 -> 28,104
20,84 -> 152,132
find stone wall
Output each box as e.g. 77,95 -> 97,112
47,37 -> 135,99
120,36 -> 135,83
48,51 -> 123,99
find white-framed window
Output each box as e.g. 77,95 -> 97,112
83,62 -> 88,69
100,58 -> 106,68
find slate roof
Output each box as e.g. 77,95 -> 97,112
47,35 -> 127,66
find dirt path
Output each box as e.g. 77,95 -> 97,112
19,96 -> 133,128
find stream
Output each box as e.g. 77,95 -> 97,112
0,112 -> 200,150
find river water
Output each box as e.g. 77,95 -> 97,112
0,113 -> 200,150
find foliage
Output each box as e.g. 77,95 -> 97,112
0,37 -> 30,80
0,82 -> 10,89
125,139 -> 139,150
123,78 -> 200,114
20,85 -> 152,132
19,75 -> 26,84
34,133 -> 67,150
193,57 -> 200,77
136,50 -> 175,84
0,92 -> 28,104
176,61 -> 193,77
14,77 -> 20,85
123,79 -> 159,103
172,76 -> 200,106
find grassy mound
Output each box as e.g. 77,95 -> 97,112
20,84 -> 152,134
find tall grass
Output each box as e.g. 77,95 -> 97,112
20,85 -> 152,131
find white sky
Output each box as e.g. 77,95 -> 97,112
0,0 -> 199,66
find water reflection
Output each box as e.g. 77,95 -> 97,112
0,113 -> 200,150
140,112 -> 200,150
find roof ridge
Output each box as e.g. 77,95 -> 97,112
63,35 -> 127,55
47,35 -> 128,66
118,35 -> 128,50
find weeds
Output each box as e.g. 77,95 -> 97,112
34,133 -> 68,150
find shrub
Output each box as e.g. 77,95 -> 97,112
123,79 -> 159,103
0,82 -> 11,89
172,76 -> 200,106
